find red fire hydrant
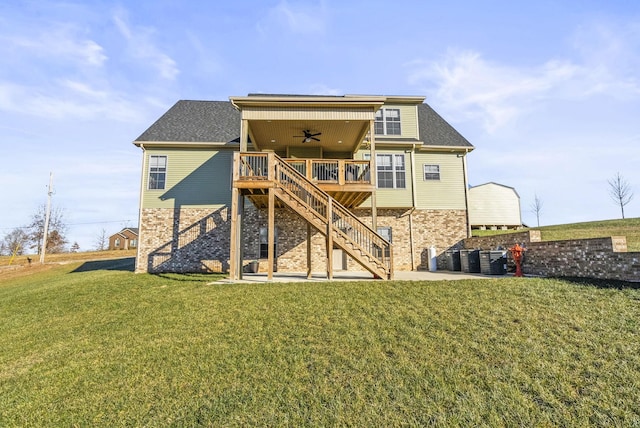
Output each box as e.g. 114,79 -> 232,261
509,244 -> 526,277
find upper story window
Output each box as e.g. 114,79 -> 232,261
374,108 -> 401,135
148,155 -> 167,190
423,164 -> 441,180
376,154 -> 406,189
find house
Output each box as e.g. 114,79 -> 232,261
468,182 -> 522,230
108,227 -> 139,250
134,94 -> 474,279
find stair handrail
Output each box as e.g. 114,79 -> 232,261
271,153 -> 392,274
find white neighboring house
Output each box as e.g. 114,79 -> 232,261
468,182 -> 522,230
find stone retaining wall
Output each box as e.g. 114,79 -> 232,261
463,231 -> 639,282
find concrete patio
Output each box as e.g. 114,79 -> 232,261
214,269 -> 503,284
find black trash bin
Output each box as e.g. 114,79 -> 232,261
461,249 -> 481,273
445,250 -> 461,271
479,250 -> 507,275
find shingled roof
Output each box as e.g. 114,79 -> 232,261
134,99 -> 473,149
135,100 -> 240,143
418,103 -> 473,148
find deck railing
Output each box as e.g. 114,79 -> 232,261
235,152 -> 391,276
282,159 -> 371,185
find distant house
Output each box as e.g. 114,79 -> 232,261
468,182 -> 522,229
108,228 -> 139,250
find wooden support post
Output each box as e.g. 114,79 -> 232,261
369,120 -> 378,231
238,195 -> 244,280
268,188 -> 275,281
338,160 -> 345,186
326,197 -> 333,280
240,119 -> 249,152
229,187 -> 240,280
307,222 -> 312,279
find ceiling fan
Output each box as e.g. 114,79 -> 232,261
294,130 -> 321,143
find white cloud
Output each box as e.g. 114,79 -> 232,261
112,8 -> 179,80
257,0 -> 327,35
0,81 -> 147,122
407,50 -> 585,133
308,84 -> 341,95
3,24 -> 107,68
408,19 -> 640,134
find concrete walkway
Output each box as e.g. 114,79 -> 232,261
215,269 -> 501,284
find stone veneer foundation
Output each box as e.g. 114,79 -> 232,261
136,204 -> 469,274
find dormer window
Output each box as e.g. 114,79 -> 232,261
374,108 -> 401,135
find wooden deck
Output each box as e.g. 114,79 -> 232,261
229,152 -> 392,281
234,155 -> 374,208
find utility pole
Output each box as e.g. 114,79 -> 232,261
40,172 -> 53,264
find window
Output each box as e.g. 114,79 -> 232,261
259,227 -> 278,259
423,164 -> 440,180
115,238 -> 120,247
373,154 -> 405,189
374,108 -> 401,135
377,226 -> 392,259
377,226 -> 392,243
130,239 -> 137,248
148,155 -> 167,190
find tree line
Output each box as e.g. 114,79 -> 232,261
0,205 -> 74,256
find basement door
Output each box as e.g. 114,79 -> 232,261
332,248 -> 347,270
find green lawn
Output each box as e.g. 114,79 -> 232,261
1,264 -> 639,426
473,217 -> 640,252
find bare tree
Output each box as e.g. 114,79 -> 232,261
46,230 -> 68,253
608,172 -> 634,219
2,228 -> 31,256
70,242 -> 80,252
95,228 -> 108,251
27,204 -> 67,254
530,194 -> 544,227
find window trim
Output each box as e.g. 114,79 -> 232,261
148,155 -> 167,190
366,153 -> 406,189
423,164 -> 441,181
374,108 -> 402,136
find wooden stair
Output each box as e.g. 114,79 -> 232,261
237,153 -> 392,279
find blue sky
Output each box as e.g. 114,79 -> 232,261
1,0 -> 639,251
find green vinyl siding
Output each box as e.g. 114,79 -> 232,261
414,152 -> 466,210
356,148 -> 413,208
142,148 -> 233,209
376,104 -> 419,139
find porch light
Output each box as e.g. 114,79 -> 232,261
338,140 -> 343,144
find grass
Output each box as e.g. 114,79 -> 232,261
473,217 -> 640,252
0,249 -> 136,266
1,264 -> 639,426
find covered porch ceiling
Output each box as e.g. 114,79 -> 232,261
230,95 -> 388,154
247,119 -> 370,153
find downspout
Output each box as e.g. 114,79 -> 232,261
408,144 -> 417,270
135,143 -> 147,272
461,148 -> 471,238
